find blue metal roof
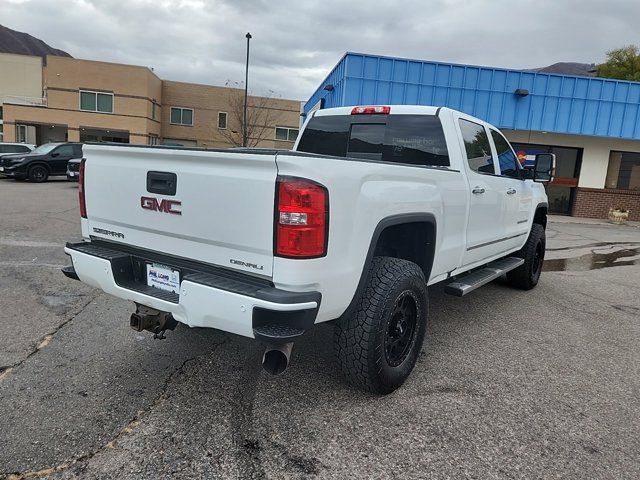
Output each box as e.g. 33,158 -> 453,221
304,52 -> 640,141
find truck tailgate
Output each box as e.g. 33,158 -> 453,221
83,145 -> 277,277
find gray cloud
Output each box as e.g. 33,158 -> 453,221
3,0 -> 640,101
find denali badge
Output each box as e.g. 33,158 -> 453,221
141,196 -> 182,215
230,259 -> 264,271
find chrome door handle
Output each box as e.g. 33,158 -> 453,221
472,187 -> 485,194
506,188 -> 517,195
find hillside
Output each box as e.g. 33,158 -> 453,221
0,24 -> 71,58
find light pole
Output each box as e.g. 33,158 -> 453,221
243,32 -> 252,147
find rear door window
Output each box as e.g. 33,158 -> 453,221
54,145 -> 75,157
297,114 -> 449,167
458,119 -> 495,175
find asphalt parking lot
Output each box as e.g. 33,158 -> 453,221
1,178 -> 639,480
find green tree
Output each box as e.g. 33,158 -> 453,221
597,45 -> 640,81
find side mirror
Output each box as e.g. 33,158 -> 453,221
533,153 -> 555,183
50,152 -> 60,158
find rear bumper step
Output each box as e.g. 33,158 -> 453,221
63,240 -> 320,340
444,257 -> 524,297
61,265 -> 79,281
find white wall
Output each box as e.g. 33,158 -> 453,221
502,129 -> 640,189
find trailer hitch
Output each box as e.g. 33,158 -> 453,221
130,304 -> 178,339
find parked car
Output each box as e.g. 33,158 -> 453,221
0,142 -> 83,182
0,142 -> 36,159
66,158 -> 81,181
62,105 -> 554,394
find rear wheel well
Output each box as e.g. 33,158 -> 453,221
373,221 -> 436,280
533,205 -> 548,229
28,162 -> 50,172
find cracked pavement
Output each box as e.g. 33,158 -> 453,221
1,179 -> 639,479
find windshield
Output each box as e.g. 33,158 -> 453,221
31,143 -> 59,154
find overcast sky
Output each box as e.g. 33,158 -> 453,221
3,0 -> 640,101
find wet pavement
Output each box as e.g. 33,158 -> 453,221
1,180 -> 639,480
544,247 -> 640,271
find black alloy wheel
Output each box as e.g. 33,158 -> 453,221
506,223 -> 545,290
28,165 -> 48,183
384,291 -> 418,367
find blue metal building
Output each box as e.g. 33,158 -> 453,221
304,53 -> 640,219
304,52 -> 640,140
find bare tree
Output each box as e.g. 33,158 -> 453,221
218,81 -> 281,147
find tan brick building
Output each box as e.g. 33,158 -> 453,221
0,53 -> 44,143
161,80 -> 300,149
0,54 -> 301,148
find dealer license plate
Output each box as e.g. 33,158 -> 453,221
146,263 -> 180,293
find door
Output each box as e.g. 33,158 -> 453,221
489,128 -> 532,250
49,144 -> 75,174
457,117 -> 510,266
512,144 -> 582,214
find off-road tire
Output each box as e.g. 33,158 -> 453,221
506,223 -> 545,290
334,256 -> 428,394
28,165 -> 48,183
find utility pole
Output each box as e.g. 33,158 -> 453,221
243,32 -> 252,147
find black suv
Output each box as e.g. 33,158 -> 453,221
0,143 -> 83,182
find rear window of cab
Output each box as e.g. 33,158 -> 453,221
297,114 -> 450,167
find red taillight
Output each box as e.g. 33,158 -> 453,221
79,158 -> 87,218
275,177 -> 328,258
351,105 -> 390,115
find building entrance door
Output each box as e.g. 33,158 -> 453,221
512,143 -> 582,215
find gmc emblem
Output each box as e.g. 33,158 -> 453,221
141,196 -> 182,215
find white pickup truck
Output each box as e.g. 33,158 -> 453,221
63,105 -> 553,394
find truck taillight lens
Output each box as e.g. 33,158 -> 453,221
275,177 -> 328,258
79,158 -> 87,218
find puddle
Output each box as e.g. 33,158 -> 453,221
544,248 -> 640,272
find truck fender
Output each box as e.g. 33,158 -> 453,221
533,202 -> 548,229
338,213 -> 437,322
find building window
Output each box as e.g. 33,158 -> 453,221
218,112 -> 228,129
148,135 -> 159,146
606,151 -> 640,190
80,90 -> 114,113
16,124 -> 27,143
0,124 -> 3,142
151,102 -> 157,120
170,107 -> 193,126
275,127 -> 299,142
